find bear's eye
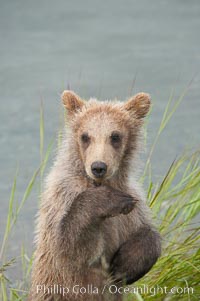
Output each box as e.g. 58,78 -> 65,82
81,133 -> 90,144
110,131 -> 122,147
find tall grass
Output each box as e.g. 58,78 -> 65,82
0,91 -> 199,301
133,151 -> 200,301
0,104 -> 54,301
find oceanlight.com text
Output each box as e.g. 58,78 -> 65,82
36,283 -> 194,297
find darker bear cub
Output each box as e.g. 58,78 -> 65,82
29,91 -> 161,301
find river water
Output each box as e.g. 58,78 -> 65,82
0,0 -> 200,279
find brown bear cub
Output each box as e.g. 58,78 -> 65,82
29,91 -> 161,301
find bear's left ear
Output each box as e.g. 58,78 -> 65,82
61,90 -> 85,116
124,92 -> 151,119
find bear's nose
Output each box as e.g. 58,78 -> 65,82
91,161 -> 107,178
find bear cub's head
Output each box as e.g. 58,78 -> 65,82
62,90 -> 151,184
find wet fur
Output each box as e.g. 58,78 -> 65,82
29,92 -> 161,301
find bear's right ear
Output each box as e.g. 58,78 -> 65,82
61,90 -> 85,116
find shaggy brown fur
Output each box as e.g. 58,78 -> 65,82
29,91 -> 161,301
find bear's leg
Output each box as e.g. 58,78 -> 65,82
110,225 -> 161,284
58,185 -> 136,263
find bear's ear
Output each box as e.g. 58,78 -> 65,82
61,90 -> 85,116
124,92 -> 151,119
